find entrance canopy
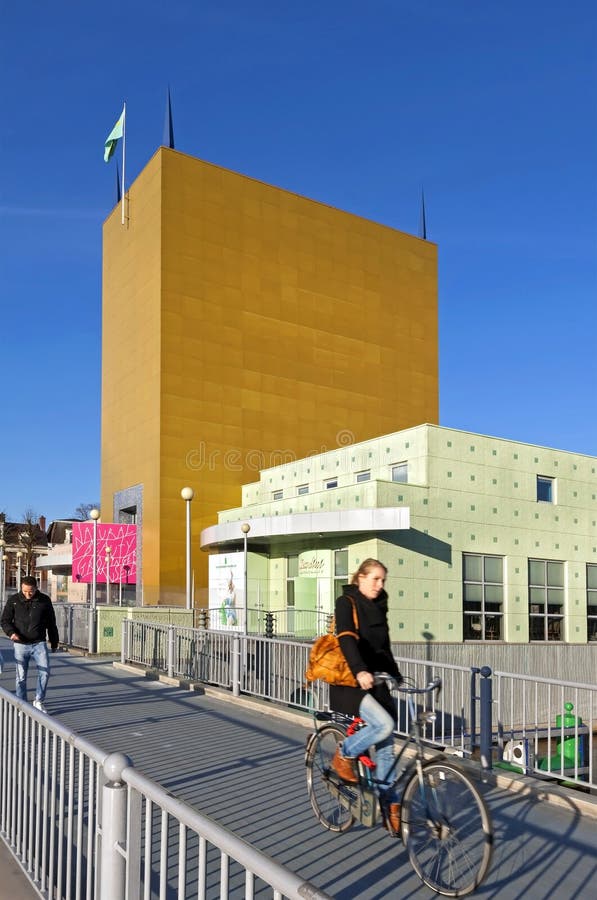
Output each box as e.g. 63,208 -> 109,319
200,507 -> 410,552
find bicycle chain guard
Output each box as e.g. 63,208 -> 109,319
324,774 -> 378,827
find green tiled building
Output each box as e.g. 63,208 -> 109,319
201,424 -> 597,645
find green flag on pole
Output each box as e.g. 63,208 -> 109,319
104,106 -> 125,162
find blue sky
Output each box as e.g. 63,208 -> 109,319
1,0 -> 596,524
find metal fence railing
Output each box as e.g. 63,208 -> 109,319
121,619 -> 597,791
53,603 -> 92,649
494,670 -> 595,786
0,688 -> 332,900
121,622 -> 481,754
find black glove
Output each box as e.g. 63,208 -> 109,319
51,644 -> 59,653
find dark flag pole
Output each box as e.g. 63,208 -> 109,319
419,186 -> 427,240
116,160 -> 122,204
163,87 -> 175,149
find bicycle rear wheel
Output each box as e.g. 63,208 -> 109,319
401,759 -> 493,897
305,724 -> 355,833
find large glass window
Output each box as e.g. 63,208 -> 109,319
529,559 -> 564,641
587,564 -> 597,642
356,471 -> 371,483
463,553 -> 503,640
334,549 -> 349,598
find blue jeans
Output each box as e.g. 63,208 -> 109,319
342,692 -> 399,802
13,641 -> 50,703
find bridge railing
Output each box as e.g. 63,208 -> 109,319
121,621 -> 481,757
493,669 -> 595,786
0,688 -> 332,900
121,619 -> 597,790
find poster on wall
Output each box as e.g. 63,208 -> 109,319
71,523 -> 137,583
209,552 -> 244,630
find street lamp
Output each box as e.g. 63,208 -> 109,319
89,507 -> 100,654
181,487 -> 194,610
16,551 -> 23,590
105,546 -> 112,605
241,522 -> 250,633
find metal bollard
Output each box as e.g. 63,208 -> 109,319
479,666 -> 493,770
99,752 -> 133,900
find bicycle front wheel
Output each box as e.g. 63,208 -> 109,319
305,724 -> 355,833
401,759 -> 493,897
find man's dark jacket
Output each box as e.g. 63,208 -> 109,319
1,590 -> 59,647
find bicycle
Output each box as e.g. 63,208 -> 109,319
305,674 -> 493,897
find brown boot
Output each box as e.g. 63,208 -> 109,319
384,802 -> 401,833
331,745 -> 358,783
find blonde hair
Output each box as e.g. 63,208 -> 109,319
350,558 -> 388,585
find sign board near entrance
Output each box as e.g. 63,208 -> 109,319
298,550 -> 331,578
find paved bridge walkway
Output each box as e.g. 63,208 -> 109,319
1,641 -> 596,899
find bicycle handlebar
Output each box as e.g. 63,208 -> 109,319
373,672 -> 442,695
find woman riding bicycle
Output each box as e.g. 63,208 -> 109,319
330,558 -> 402,832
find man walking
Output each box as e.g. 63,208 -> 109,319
1,575 -> 59,712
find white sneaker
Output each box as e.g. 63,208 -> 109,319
33,700 -> 48,713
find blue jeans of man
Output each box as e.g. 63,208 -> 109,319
14,641 -> 50,703
341,692 -> 399,802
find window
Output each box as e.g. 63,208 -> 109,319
392,462 -> 408,483
587,564 -> 597,641
356,470 -> 370,483
325,478 -> 338,489
529,559 -> 564,641
334,549 -> 349,598
297,484 -> 309,495
272,490 -> 283,500
119,505 -> 137,524
463,554 -> 504,640
537,476 -> 554,503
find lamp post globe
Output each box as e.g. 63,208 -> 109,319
181,487 -> 194,502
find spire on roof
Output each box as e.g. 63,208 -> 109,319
163,86 -> 175,149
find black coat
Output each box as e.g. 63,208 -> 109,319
1,590 -> 59,647
329,584 -> 401,720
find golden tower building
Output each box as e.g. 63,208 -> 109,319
101,148 -> 438,605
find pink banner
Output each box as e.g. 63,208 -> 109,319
72,523 -> 137,584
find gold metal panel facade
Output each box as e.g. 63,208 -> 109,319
102,148 -> 438,604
